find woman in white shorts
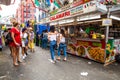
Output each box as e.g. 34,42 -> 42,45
21,28 -> 28,59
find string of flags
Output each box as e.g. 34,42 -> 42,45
33,0 -> 119,12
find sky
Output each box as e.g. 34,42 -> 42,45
0,0 -> 20,17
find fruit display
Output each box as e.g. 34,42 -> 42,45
88,47 -> 105,62
76,46 -> 85,56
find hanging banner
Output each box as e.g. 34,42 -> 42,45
50,1 -> 97,21
72,0 -> 90,7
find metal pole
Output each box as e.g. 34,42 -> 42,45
105,6 -> 110,44
105,5 -> 112,63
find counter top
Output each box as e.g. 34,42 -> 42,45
76,38 -> 103,42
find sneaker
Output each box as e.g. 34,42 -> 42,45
48,59 -> 56,64
23,55 -> 26,60
24,54 -> 27,58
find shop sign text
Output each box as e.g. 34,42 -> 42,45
71,5 -> 83,15
50,11 -> 70,21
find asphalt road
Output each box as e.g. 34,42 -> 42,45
0,46 -> 120,80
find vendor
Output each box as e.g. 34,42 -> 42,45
79,27 -> 88,38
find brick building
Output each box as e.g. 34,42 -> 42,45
16,0 -> 36,24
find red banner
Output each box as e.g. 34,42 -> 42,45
72,0 -> 90,7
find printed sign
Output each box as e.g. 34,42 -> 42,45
50,1 -> 96,21
70,5 -> 83,15
102,18 -> 112,26
50,11 -> 70,21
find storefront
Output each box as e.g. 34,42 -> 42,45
40,0 -> 120,64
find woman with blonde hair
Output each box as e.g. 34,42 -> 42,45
10,22 -> 21,66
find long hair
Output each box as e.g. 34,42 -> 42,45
60,29 -> 65,37
50,26 -> 55,33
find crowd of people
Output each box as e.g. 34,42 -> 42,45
1,22 -> 67,66
2,22 -> 35,66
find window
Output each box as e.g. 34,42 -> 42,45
24,8 -> 26,12
27,14 -> 32,18
26,9 -> 30,13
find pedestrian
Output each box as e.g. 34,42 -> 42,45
29,28 -> 35,52
48,26 -> 57,63
36,32 -> 40,46
1,33 -> 5,46
42,30 -> 48,49
40,31 -> 44,48
10,22 -> 22,66
57,29 -> 67,61
21,28 -> 28,60
5,28 -> 12,56
4,29 -> 8,46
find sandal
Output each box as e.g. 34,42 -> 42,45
57,58 -> 61,61
63,58 -> 67,61
18,60 -> 22,63
13,63 -> 19,67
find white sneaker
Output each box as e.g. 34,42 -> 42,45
23,56 -> 25,60
24,54 -> 27,58
48,59 -> 56,64
23,55 -> 26,60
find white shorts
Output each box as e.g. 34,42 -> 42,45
22,41 -> 25,47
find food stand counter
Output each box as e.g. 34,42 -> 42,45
67,37 -> 106,63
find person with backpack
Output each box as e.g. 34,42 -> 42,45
42,30 -> 48,49
57,29 -> 67,61
5,28 -> 12,56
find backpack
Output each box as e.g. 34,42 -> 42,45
6,32 -> 13,42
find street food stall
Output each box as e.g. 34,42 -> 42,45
41,0 -> 120,64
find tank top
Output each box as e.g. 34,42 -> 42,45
60,35 -> 65,43
49,34 -> 56,41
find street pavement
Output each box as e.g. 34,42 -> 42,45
0,46 -> 120,80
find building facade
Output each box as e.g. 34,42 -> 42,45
16,0 -> 36,24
